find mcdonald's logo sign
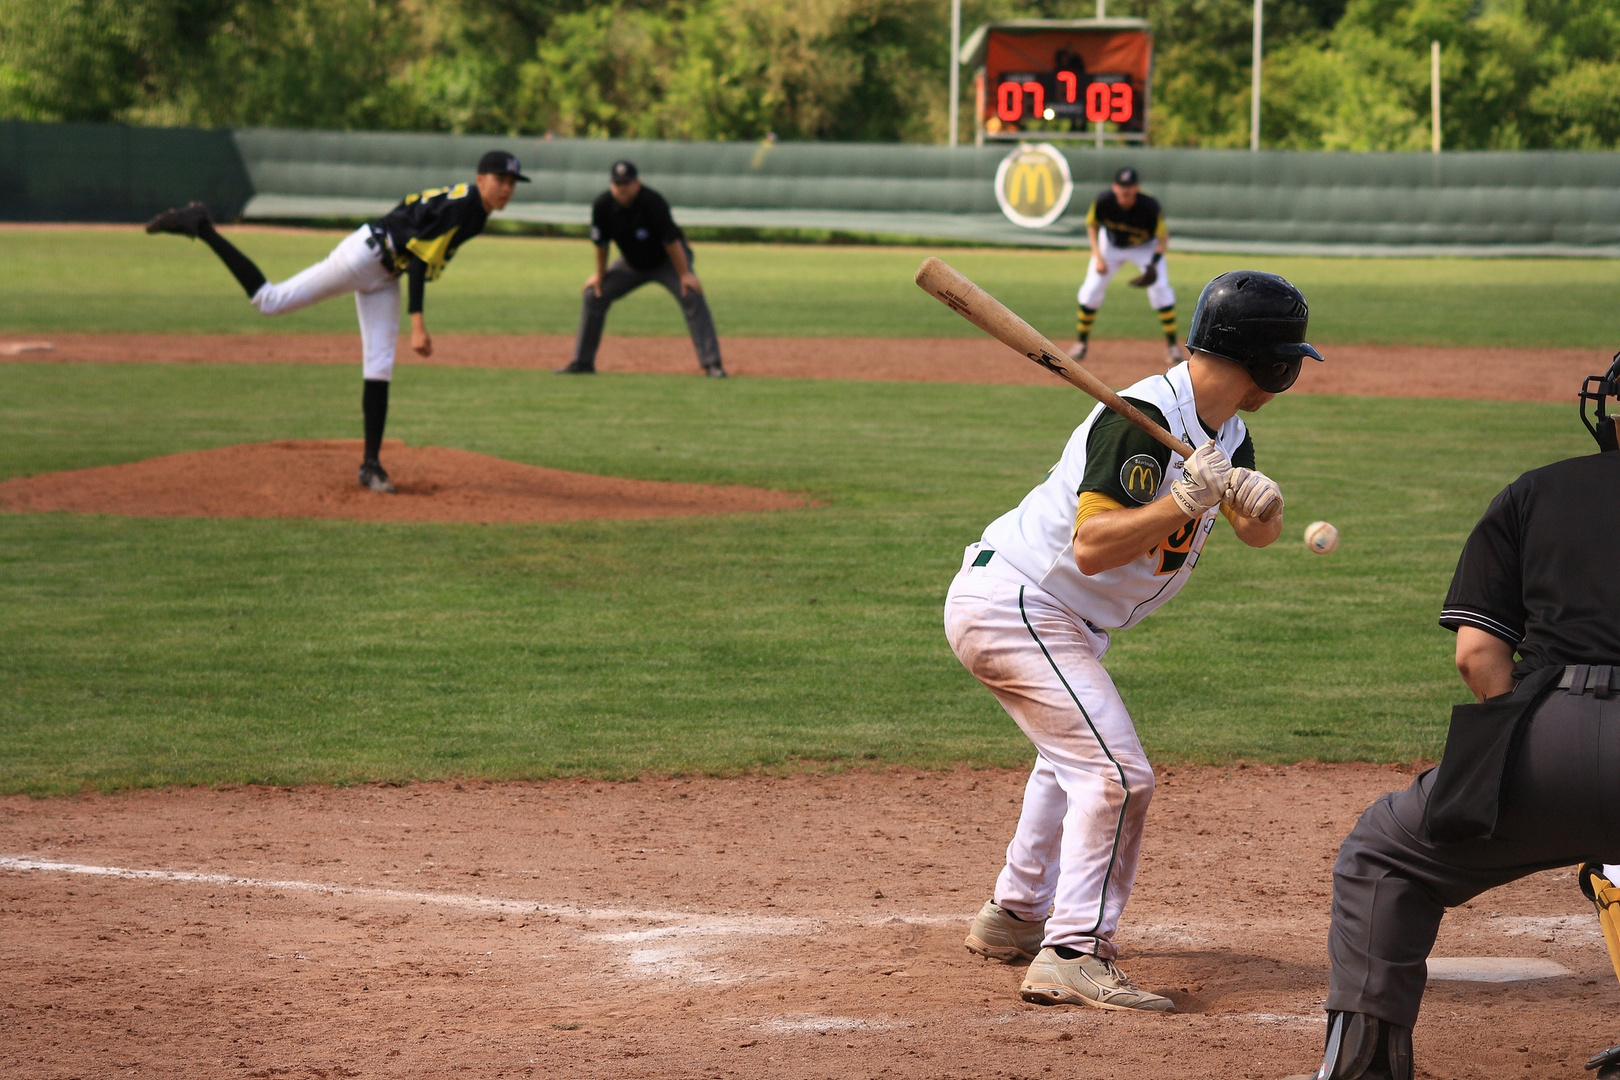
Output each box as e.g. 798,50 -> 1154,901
994,143 -> 1074,229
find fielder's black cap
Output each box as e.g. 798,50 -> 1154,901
610,160 -> 638,183
477,150 -> 530,181
1114,166 -> 1140,186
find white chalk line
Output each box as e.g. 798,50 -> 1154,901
0,854 -> 803,932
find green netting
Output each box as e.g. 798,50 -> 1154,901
0,121 -> 251,223
6,121 -> 1620,254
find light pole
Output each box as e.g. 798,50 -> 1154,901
1250,0 -> 1263,151
1431,41 -> 1442,154
948,0 -> 961,147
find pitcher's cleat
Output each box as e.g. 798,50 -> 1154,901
1066,339 -> 1088,361
358,459 -> 396,494
964,900 -> 1045,963
1020,948 -> 1175,1012
144,201 -> 211,239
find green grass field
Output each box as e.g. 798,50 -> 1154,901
0,230 -> 1590,794
3,227 -> 1618,348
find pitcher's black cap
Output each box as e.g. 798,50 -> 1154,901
477,150 -> 530,181
610,160 -> 638,183
1114,166 -> 1140,186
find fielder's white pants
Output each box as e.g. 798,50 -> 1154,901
249,225 -> 401,381
944,544 -> 1154,959
1078,237 -> 1175,311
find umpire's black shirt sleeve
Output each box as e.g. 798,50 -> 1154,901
1440,482 -> 1526,649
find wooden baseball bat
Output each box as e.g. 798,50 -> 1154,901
914,256 -> 1281,523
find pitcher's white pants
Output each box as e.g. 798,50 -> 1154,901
249,225 -> 401,381
1078,236 -> 1175,311
944,544 -> 1154,959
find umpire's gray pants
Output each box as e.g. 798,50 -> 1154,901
1327,686 -> 1620,1029
572,248 -> 722,370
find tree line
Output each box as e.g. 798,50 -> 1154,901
2,0 -> 1616,149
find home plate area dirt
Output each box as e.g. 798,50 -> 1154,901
3,765 -> 1616,1079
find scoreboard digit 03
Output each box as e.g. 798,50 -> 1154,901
959,19 -> 1153,144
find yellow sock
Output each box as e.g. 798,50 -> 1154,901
1157,306 -> 1177,344
1077,305 -> 1098,341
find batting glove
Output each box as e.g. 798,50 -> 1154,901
1168,440 -> 1232,517
1225,466 -> 1283,520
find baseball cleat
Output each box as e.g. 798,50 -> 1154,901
552,362 -> 596,374
357,460 -> 396,494
1020,948 -> 1175,1012
1067,339 -> 1088,361
1166,343 -> 1189,366
144,201 -> 211,239
964,900 -> 1046,963
704,364 -> 728,378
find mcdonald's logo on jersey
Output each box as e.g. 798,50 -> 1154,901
994,143 -> 1074,229
1119,453 -> 1162,504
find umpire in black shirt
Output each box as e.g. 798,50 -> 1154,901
1292,355 -> 1620,1080
556,160 -> 726,377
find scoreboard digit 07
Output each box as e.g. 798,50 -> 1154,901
959,19 -> 1153,144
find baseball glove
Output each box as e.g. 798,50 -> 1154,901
1128,265 -> 1157,288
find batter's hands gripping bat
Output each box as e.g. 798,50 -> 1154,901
913,256 -> 1281,524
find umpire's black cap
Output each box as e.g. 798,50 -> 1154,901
477,150 -> 531,181
610,160 -> 638,183
1113,166 -> 1140,186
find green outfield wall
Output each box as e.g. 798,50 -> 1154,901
5,120 -> 1619,255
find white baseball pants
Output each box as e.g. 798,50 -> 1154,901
1077,237 -> 1175,311
249,225 -> 401,381
944,544 -> 1155,959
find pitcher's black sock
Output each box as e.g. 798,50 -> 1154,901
197,220 -> 267,298
1052,945 -> 1085,960
362,379 -> 389,462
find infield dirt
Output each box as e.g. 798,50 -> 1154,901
2,332 -> 1603,402
2,764 -> 1613,1080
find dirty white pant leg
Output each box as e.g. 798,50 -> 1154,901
992,754 -> 1065,922
945,566 -> 1155,959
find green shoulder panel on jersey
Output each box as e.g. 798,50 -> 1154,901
1079,398 -> 1255,506
1080,398 -> 1173,505
1233,429 -> 1256,471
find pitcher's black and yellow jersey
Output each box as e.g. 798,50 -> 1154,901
1086,190 -> 1168,249
371,183 -> 490,281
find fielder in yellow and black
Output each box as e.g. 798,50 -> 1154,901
144,150 -> 526,493
1068,166 -> 1183,368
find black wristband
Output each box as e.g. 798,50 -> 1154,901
1151,252 -> 1163,266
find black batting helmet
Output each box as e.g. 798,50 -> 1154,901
1185,271 -> 1323,393
1579,351 -> 1620,452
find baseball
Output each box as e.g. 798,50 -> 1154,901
1304,520 -> 1339,554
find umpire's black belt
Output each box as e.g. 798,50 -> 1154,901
1560,664 -> 1619,697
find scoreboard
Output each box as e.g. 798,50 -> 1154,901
960,19 -> 1153,143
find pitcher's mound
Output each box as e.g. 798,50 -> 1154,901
0,440 -> 809,523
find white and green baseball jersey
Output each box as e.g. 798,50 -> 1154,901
980,363 -> 1255,630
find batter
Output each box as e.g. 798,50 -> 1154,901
1068,167 -> 1183,367
144,150 -> 527,492
952,271 -> 1322,1011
